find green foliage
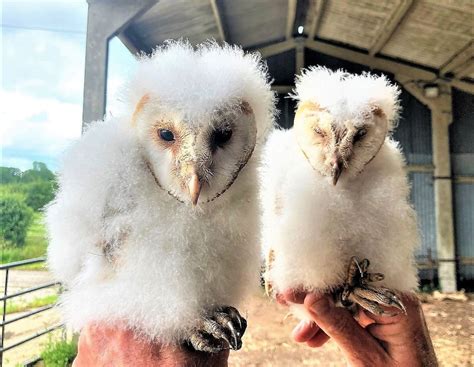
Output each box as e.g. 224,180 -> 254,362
24,181 -> 56,210
0,167 -> 22,184
6,294 -> 58,314
0,162 -> 57,212
0,196 -> 34,247
22,161 -> 55,183
41,339 -> 77,367
0,212 -> 48,267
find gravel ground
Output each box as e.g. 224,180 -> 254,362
229,293 -> 474,367
1,271 -> 472,366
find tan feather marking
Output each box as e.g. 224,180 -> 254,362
295,101 -> 323,118
100,229 -> 129,269
265,248 -> 275,297
372,106 -> 384,117
240,100 -> 253,115
131,94 -> 150,126
274,193 -> 284,216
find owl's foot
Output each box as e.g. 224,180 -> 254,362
187,306 -> 247,353
340,257 -> 406,316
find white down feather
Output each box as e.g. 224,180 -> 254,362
46,41 -> 275,343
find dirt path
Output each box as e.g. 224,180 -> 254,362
229,293 -> 474,367
1,271 -> 472,366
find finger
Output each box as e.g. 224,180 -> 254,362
275,292 -> 288,305
365,292 -> 420,326
280,289 -> 307,304
292,320 -> 320,342
304,293 -> 389,364
355,309 -> 376,328
306,329 -> 330,348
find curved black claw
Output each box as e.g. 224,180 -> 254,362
340,257 -> 406,316
187,305 -> 247,353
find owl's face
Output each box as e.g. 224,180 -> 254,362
133,95 -> 257,205
294,101 -> 388,185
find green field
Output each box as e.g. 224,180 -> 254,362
0,212 -> 48,270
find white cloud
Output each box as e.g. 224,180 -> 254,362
0,90 -> 82,167
2,29 -> 86,103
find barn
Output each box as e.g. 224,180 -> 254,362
82,0 -> 473,292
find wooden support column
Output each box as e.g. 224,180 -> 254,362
431,88 -> 456,292
295,37 -> 305,75
397,76 -> 457,292
82,0 -> 157,131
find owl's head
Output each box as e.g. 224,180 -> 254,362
127,41 -> 274,205
292,67 -> 400,185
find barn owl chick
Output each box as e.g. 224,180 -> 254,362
261,67 -> 419,318
47,41 -> 275,352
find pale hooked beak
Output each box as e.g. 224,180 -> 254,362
188,173 -> 201,206
331,157 -> 343,186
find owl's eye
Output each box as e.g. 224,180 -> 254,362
159,129 -> 175,142
211,129 -> 233,151
353,128 -> 367,143
314,127 -> 326,137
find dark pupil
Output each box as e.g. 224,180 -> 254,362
354,129 -> 367,142
211,129 -> 232,151
159,129 -> 175,142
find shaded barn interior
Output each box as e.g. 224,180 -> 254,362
83,0 -> 473,290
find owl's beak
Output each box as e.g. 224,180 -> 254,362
188,173 -> 201,206
331,157 -> 343,186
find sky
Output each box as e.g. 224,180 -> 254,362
1,0 -> 136,171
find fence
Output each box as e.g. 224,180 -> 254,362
0,258 -> 63,367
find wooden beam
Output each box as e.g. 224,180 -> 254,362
449,79 -> 474,94
395,75 -> 435,109
369,0 -> 413,56
272,85 -> 293,94
308,0 -> 325,40
295,37 -> 305,74
452,59 -> 474,79
305,39 -> 437,81
440,42 -> 473,76
257,39 -> 296,58
210,0 -> 226,42
286,0 -> 297,39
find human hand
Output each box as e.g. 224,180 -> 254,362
72,324 -> 229,367
280,291 -> 438,367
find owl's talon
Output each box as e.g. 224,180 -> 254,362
340,257 -> 406,316
186,305 -> 247,353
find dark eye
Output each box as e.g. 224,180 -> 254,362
159,129 -> 175,142
353,128 -> 367,143
314,127 -> 326,137
211,129 -> 233,151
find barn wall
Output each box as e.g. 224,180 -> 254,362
451,89 -> 474,286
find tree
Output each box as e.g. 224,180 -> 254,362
21,161 -> 55,183
0,196 -> 34,247
24,181 -> 56,210
0,167 -> 22,184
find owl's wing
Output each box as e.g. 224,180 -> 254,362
260,129 -> 298,298
46,118 -> 137,284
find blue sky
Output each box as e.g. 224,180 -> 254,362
1,0 -> 136,171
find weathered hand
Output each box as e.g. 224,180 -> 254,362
280,291 -> 438,367
73,324 -> 229,367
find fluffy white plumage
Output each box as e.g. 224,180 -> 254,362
46,41 -> 275,344
261,67 -> 419,313
293,66 -> 400,129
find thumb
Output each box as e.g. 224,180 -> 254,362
304,293 -> 388,366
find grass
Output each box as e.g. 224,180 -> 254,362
41,338 -> 77,367
6,294 -> 58,314
1,212 -> 48,270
